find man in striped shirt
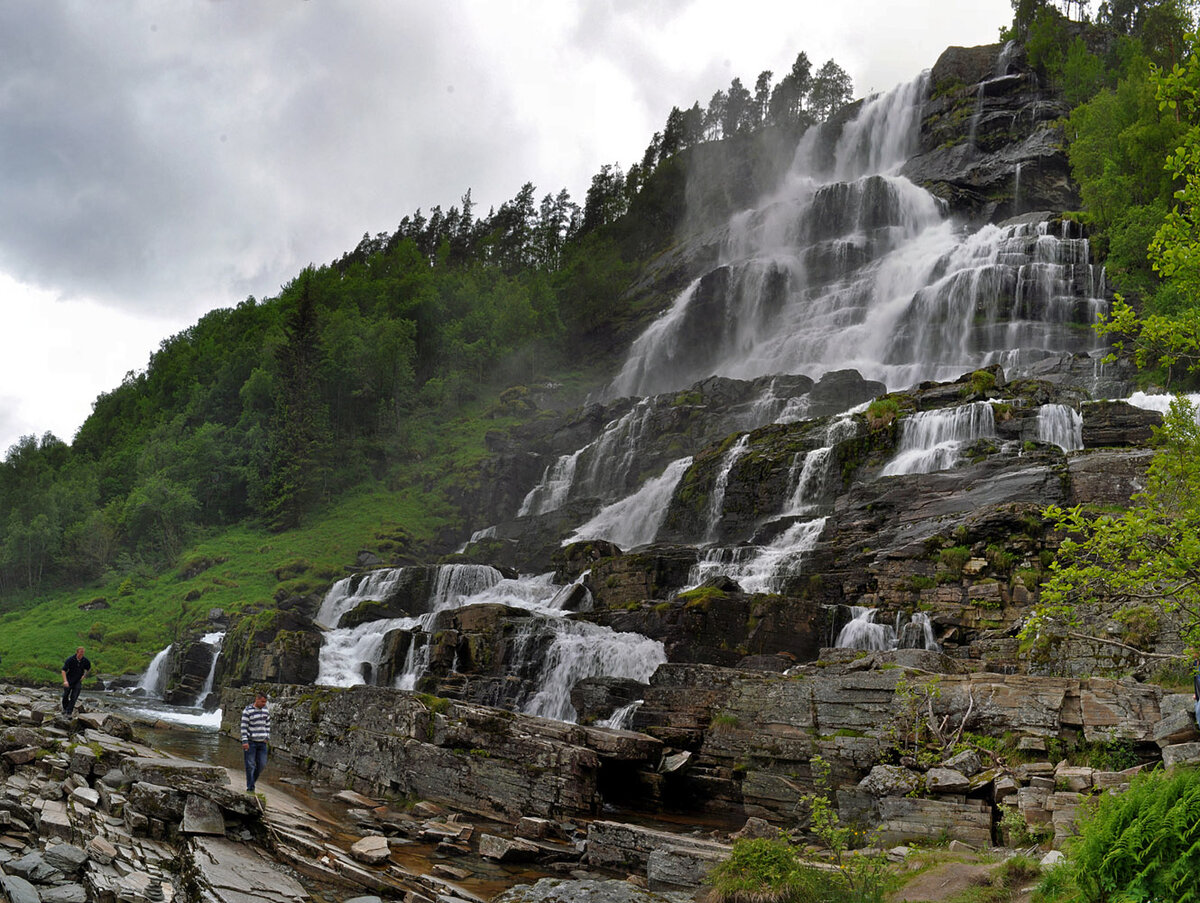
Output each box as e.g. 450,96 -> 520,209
240,690 -> 271,793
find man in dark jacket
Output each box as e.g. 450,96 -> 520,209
61,646 -> 91,715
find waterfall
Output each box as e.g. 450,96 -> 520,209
688,516 -> 828,595
1036,404 -> 1082,451
194,631 -> 225,709
605,76 -> 1107,401
520,620 -> 666,723
967,82 -> 985,147
566,457 -> 692,548
881,403 -> 997,476
835,607 -> 939,652
518,448 -> 583,517
1013,162 -> 1022,215
706,436 -> 750,542
136,645 -> 172,698
598,700 -> 643,730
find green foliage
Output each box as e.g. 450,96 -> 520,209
799,756 -> 888,902
1036,767 -> 1200,902
938,546 -> 972,574
1027,395 -> 1200,650
865,397 -> 900,429
706,836 -> 812,903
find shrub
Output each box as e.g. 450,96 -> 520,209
705,837 -> 812,903
1035,767 -> 1200,902
866,397 -> 901,429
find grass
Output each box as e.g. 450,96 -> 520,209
0,396 -> 524,687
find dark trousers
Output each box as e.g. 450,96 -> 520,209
62,682 -> 82,714
244,740 -> 268,791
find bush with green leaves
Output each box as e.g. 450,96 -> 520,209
1035,766 -> 1200,902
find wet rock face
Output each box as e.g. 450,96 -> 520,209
905,42 -> 1078,222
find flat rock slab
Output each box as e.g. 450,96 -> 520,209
186,836 -> 309,903
123,756 -> 230,786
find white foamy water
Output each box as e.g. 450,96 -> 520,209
835,607 -> 939,652
881,403 -> 996,476
136,645 -> 173,698
1037,404 -> 1082,451
606,76 -> 1107,401
706,436 -> 750,542
194,631 -> 225,709
566,457 -> 693,548
688,516 -> 828,595
520,620 -> 666,723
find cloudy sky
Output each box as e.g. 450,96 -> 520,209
0,0 -> 1011,456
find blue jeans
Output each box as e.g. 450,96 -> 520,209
1194,699 -> 1200,730
243,741 -> 268,791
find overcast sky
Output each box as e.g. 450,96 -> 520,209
0,0 -> 1012,456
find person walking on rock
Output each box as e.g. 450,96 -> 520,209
240,690 -> 271,792
61,646 -> 91,715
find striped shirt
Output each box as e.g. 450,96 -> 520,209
240,703 -> 270,743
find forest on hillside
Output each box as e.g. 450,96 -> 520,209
0,51 -> 857,599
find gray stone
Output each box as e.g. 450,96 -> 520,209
85,835 -> 118,865
925,768 -> 970,794
943,749 -> 982,777
181,794 -> 226,835
69,786 -> 100,808
646,845 -> 724,891
10,851 -> 63,883
858,765 -> 920,798
184,836 -> 308,903
1162,742 -> 1200,768
122,757 -> 229,787
479,833 -> 541,862
43,843 -> 87,874
349,834 -> 390,865
1,873 -> 41,903
40,886 -> 87,903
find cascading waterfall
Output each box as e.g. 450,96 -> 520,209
520,620 -> 667,722
688,516 -> 828,594
317,60 -> 1115,726
313,563 -> 666,721
706,436 -> 750,542
136,645 -> 172,698
566,457 -> 692,548
881,403 -> 997,476
599,700 -> 643,730
835,607 -> 939,652
606,77 -> 1107,401
1036,404 -> 1082,451
194,631 -> 225,709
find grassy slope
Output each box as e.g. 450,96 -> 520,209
0,400 -> 526,687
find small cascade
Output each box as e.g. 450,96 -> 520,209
566,457 -> 692,548
967,82 -> 985,147
881,403 -> 996,476
688,516 -> 828,594
520,620 -> 666,723
1013,162 -> 1022,214
318,616 -> 415,686
785,447 -> 833,516
598,700 -> 643,730
136,645 -> 173,698
835,607 -> 939,652
706,436 -> 750,542
1126,391 -> 1200,416
194,631 -> 225,709
835,607 -> 895,651
518,448 -> 583,517
1036,404 -> 1082,451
